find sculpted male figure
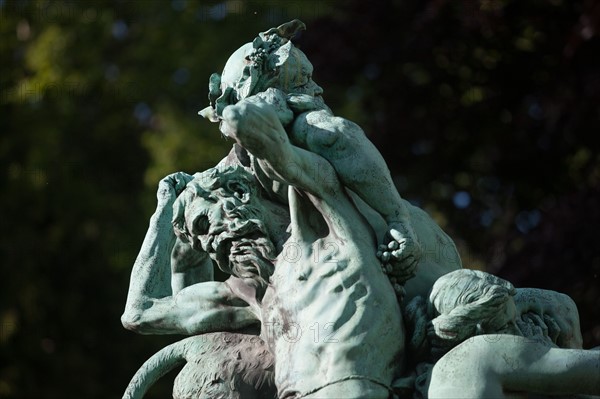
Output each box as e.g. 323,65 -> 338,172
121,159 -> 403,398
401,270 -> 598,398
121,20 -> 463,398
171,94 -> 406,397
122,111 -> 405,398
199,20 -> 462,300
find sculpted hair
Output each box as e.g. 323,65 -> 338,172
172,165 -> 275,292
404,269 -> 516,362
172,165 -> 257,246
402,269 -> 516,396
428,269 -> 516,357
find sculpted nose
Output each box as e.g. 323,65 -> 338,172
207,205 -> 227,236
313,83 -> 323,96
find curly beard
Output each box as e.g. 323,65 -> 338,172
208,202 -> 276,293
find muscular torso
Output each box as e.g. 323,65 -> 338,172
260,190 -> 405,397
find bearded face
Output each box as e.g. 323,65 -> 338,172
173,167 -> 276,291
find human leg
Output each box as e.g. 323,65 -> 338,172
293,110 -> 421,285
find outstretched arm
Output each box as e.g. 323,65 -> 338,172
429,334 -> 600,398
121,172 -> 258,335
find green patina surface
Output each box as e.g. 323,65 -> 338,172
122,20 -> 598,399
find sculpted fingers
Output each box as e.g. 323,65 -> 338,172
168,172 -> 194,195
388,225 -> 423,258
388,228 -> 405,243
157,179 -> 177,204
378,223 -> 421,287
543,314 -> 561,343
222,101 -> 290,163
520,313 -> 554,345
530,313 -> 549,338
157,172 -> 194,205
163,172 -> 194,192
222,102 -> 277,139
247,88 -> 294,126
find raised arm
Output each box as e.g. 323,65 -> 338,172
220,99 -> 339,199
121,172 -> 258,335
170,238 -> 213,295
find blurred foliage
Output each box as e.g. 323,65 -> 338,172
0,0 -> 598,397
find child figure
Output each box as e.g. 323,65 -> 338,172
399,269 -> 594,398
200,20 -> 453,294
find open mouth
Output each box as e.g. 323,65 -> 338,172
211,229 -> 264,270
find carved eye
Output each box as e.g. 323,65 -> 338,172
228,181 -> 247,199
191,214 -> 209,236
295,75 -> 309,88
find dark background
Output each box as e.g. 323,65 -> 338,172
1,0 -> 599,397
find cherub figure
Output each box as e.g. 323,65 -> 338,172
121,20 -> 463,398
199,20 -> 462,299
124,106 -> 407,397
399,269 -> 597,398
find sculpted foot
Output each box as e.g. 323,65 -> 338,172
378,221 -> 421,298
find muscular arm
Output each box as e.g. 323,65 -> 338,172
429,335 -> 600,398
121,173 -> 258,335
123,279 -> 258,335
292,110 -> 410,222
291,109 -> 423,283
170,238 -> 213,295
220,99 -> 340,199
